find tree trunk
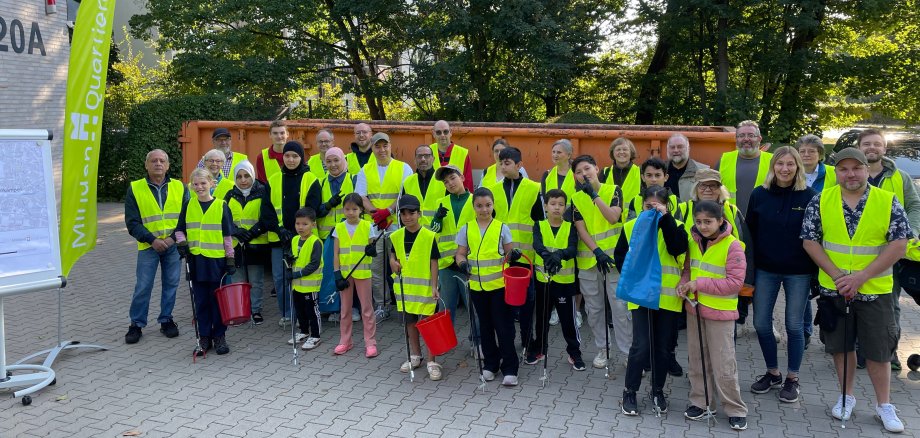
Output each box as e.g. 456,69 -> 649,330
635,0 -> 682,125
773,2 -> 826,141
712,0 -> 730,125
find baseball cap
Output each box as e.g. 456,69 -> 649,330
397,194 -> 421,211
435,164 -> 463,181
212,127 -> 231,139
695,168 -> 722,184
370,132 -> 390,145
833,147 -> 868,166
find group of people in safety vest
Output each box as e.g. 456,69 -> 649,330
123,119 -> 914,433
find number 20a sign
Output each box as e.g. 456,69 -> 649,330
0,16 -> 48,56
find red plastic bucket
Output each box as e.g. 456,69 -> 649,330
416,308 -> 458,356
215,282 -> 252,326
503,253 -> 533,306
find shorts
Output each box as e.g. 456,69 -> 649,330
822,293 -> 899,363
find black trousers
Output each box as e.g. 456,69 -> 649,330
625,307 -> 681,392
471,288 -> 519,376
293,292 -> 321,337
531,280 -> 581,360
511,260 -> 536,351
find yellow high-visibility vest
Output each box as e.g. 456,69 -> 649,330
678,200 -> 741,241
308,154 -> 327,180
688,234 -> 738,310
436,194 -> 474,270
489,178 -> 541,260
604,164 -> 640,222
817,185 -> 896,295
364,159 -> 408,226
228,196 -> 268,246
622,218 -> 684,312
877,167 -> 905,205
335,220 -> 372,280
719,150 -> 773,205
186,198 -> 226,259
572,184 -> 621,270
227,152 -> 248,178
544,166 -> 576,199
535,221 -> 575,284
403,172 -> 447,226
431,144 -> 470,174
266,172 -> 318,242
346,152 -> 375,175
391,227 -> 438,316
292,234 -> 323,293
482,164 -> 500,188
213,177 -> 234,201
261,148 -> 282,182
317,173 -> 356,240
467,220 -> 506,292
130,178 -> 184,250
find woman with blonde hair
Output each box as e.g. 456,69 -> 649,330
603,138 -> 641,209
745,146 -> 817,403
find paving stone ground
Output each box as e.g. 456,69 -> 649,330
2,203 -> 919,437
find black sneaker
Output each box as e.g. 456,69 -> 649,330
125,325 -> 142,344
270,288 -> 277,297
621,390 -> 639,416
778,377 -> 800,403
684,405 -> 707,420
571,356 -> 586,371
524,351 -> 544,365
856,354 -> 866,369
214,337 -> 230,355
651,390 -> 669,413
195,336 -> 211,357
891,356 -> 902,371
750,372 -> 782,393
252,313 -> 264,325
160,320 -> 179,338
729,416 -> 748,430
669,359 -> 684,377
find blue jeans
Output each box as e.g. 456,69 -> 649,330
271,247 -> 292,319
130,247 -> 180,327
753,269 -> 811,373
438,266 -> 470,326
230,262 -> 264,314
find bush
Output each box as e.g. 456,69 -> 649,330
548,111 -> 605,124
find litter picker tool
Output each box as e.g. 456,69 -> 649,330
602,271 -> 611,379
184,258 -> 205,363
540,273 -> 552,387
397,273 -> 415,382
648,307 -> 662,417
841,297 -> 851,429
684,294 -> 716,426
282,247 -> 299,366
455,274 -> 486,393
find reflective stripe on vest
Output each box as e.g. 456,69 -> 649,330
228,196 -> 268,246
719,150 -> 773,205
403,172 -> 447,226
489,178 -> 540,260
317,174 -> 356,240
622,218 -> 685,312
573,184 -> 622,269
131,179 -> 184,250
335,220 -> 372,280
817,185 -> 895,295
431,144 -> 469,175
292,234 -> 323,293
467,220 -> 506,291
364,159 -> 407,224
390,227 -> 438,315
261,148 -> 282,183
186,198 -> 226,258
535,221 -> 576,284
688,234 -> 738,310
544,166 -> 576,199
437,194 -> 474,269
267,172 -> 318,242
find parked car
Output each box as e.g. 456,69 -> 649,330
830,128 -> 920,182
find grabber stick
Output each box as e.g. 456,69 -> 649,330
841,298 -> 851,429
455,274 -> 486,393
185,258 -> 205,362
685,295 -> 716,426
540,274 -> 552,387
282,249 -> 299,366
601,271 -> 611,379
397,272 -> 415,382
648,307 -> 661,417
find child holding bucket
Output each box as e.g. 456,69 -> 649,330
289,207 -> 324,351
175,168 -> 236,356
529,189 -> 584,370
613,185 -> 688,416
387,194 -> 443,380
455,187 -> 522,386
332,193 -> 378,358
677,200 -> 748,430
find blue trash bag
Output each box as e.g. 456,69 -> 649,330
615,209 -> 663,310
318,235 -> 341,313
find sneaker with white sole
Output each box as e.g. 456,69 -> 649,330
482,369 -> 496,381
400,355 -> 422,372
502,375 -> 519,386
374,306 -> 390,324
549,309 -> 559,326
287,333 -> 307,345
831,394 -> 856,420
876,403 -> 904,433
593,349 -> 609,369
427,361 -> 443,381
575,312 -> 583,328
352,308 -> 361,322
301,337 -> 321,350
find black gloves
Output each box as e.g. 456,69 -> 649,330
177,241 -> 190,258
224,257 -> 237,275
364,243 -> 378,257
334,270 -> 349,291
232,228 -> 252,243
278,229 -> 294,243
328,192 -> 343,208
545,252 -> 562,276
458,261 -> 472,276
291,268 -> 304,279
578,179 -> 599,200
434,205 -> 449,221
508,248 -> 523,263
593,247 -> 614,274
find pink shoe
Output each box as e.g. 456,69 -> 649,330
365,345 -> 379,358
333,344 -> 353,355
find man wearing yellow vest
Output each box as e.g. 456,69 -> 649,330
347,123 -> 375,175
715,120 -> 773,216
124,149 -> 189,344
196,127 -> 249,179
256,120 -> 290,184
858,128 -> 920,371
402,145 -> 446,226
431,120 -> 474,192
801,148 -> 909,433
307,129 -> 336,180
356,132 -> 413,323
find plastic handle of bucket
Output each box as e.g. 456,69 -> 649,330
502,251 -> 533,274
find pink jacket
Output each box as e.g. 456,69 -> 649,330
680,223 -> 745,321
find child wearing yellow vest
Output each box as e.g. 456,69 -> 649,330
388,195 -> 442,380
332,193 -> 378,358
455,187 -> 521,386
677,200 -> 748,430
289,208 -> 324,351
613,186 -> 688,416
176,168 -> 236,357
625,158 -> 679,220
528,189 -> 583,370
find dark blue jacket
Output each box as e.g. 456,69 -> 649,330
746,184 -> 818,275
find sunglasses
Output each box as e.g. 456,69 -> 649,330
434,130 -> 450,136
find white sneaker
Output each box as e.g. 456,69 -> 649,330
328,313 -> 340,322
831,394 -> 856,420
400,355 -> 422,372
876,403 -> 905,433
502,375 -> 519,386
593,349 -> 609,369
549,309 -> 559,326
427,361 -> 443,381
287,333 -> 307,345
352,308 -> 361,322
482,370 -> 496,381
575,312 -> 583,328
301,337 -> 321,350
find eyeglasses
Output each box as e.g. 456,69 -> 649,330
736,133 -> 759,139
205,159 -> 225,164
698,183 -> 720,191
434,130 -> 450,136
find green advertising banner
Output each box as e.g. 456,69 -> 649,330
60,0 -> 116,276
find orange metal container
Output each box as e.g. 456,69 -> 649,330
178,120 -> 737,182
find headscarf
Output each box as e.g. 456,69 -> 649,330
234,159 -> 255,197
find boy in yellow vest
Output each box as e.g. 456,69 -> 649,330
388,195 -> 443,380
289,207 -> 324,351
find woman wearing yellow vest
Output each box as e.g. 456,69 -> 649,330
614,186 -> 688,416
677,200 -> 748,431
225,160 -> 270,325
455,187 -> 520,386
388,195 -> 443,380
332,193 -> 378,357
540,139 -> 576,198
201,149 -> 235,201
175,169 -> 236,357
602,138 -> 641,204
288,208 -> 324,351
527,189 -> 584,370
